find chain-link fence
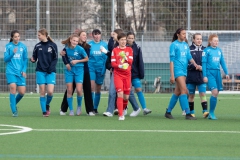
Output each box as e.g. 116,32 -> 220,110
0,0 -> 240,93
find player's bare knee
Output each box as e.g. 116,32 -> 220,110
135,88 -> 141,92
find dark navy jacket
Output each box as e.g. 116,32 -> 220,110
186,43 -> 205,84
32,41 -> 58,73
105,37 -> 118,70
128,42 -> 144,79
62,43 -> 90,73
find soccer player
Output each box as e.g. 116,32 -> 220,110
164,28 -> 198,120
88,29 -> 108,114
4,30 -> 28,117
186,33 -> 209,118
103,29 -> 140,117
60,30 -> 95,116
111,32 -> 133,120
61,34 -> 88,116
30,28 -> 58,117
202,34 -> 229,120
126,31 -> 152,116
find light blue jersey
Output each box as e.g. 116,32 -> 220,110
65,45 -> 87,67
169,40 -> 192,78
88,40 -> 108,67
4,42 -> 28,76
202,46 -> 228,91
202,46 -> 228,77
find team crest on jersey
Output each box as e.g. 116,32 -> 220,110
202,52 -> 205,56
48,47 -> 52,52
126,52 -> 129,56
218,51 -> 221,55
181,52 -> 186,56
74,52 -> 78,56
20,48 -> 23,52
184,45 -> 187,50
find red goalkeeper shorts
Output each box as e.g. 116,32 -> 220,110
114,73 -> 131,95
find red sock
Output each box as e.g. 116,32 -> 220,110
117,97 -> 123,116
123,99 -> 128,110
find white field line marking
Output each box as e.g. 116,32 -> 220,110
0,124 -> 32,136
0,97 -> 239,99
33,129 -> 240,134
0,129 -> 20,131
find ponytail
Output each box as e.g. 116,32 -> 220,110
10,30 -> 20,42
172,28 -> 185,42
47,35 -> 54,42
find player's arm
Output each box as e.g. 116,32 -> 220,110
169,62 -> 175,84
21,46 -> 28,77
187,47 -> 198,69
219,50 -> 229,80
48,43 -> 58,73
30,45 -> 38,63
71,48 -> 88,65
138,46 -> 144,79
169,44 -> 175,83
127,48 -> 133,66
201,50 -> 208,82
4,46 -> 14,62
187,53 -> 196,70
61,48 -> 70,65
111,49 -> 120,68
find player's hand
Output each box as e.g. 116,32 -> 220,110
13,47 -> 17,54
198,65 -> 202,71
122,63 -> 129,70
226,75 -> 230,81
30,57 -> 35,62
70,60 -> 77,65
170,76 -> 175,84
100,46 -> 108,54
21,72 -> 27,78
118,64 -> 123,69
60,50 -> 66,56
66,64 -> 71,71
203,77 -> 208,83
119,51 -> 126,58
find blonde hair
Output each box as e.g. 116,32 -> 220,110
38,28 -> 54,42
208,34 -> 218,47
61,34 -> 79,47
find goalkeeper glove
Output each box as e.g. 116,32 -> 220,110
100,46 -> 108,54
122,63 -> 129,70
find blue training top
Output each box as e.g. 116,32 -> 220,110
4,42 -> 28,76
88,40 -> 108,68
169,40 -> 193,77
202,46 -> 228,77
65,45 -> 87,67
